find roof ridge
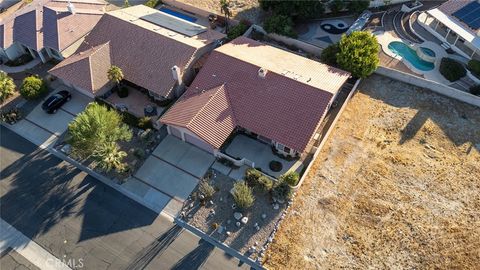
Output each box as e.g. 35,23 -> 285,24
87,41 -> 109,90
186,84 -> 231,128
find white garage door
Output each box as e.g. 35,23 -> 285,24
184,133 -> 214,154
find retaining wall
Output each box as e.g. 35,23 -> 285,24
375,66 -> 480,107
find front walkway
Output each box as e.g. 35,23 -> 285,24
0,58 -> 42,73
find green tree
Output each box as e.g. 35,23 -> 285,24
0,71 -> 16,103
259,0 -> 324,19
232,181 -> 254,209
107,65 -> 124,89
329,0 -> 346,14
280,171 -> 300,186
263,14 -> 297,38
92,142 -> 127,172
19,75 -> 47,100
337,32 -> 379,78
67,102 -> 132,158
123,0 -> 130,7
320,43 -> 340,66
347,0 -> 369,13
220,0 -> 231,34
227,21 -> 249,40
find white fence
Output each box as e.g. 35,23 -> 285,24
375,66 -> 480,107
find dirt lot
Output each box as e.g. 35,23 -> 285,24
264,74 -> 480,269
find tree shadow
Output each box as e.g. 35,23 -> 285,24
1,126 -> 158,254
170,239 -> 214,270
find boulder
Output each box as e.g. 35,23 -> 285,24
234,212 -> 242,220
241,216 -> 248,224
236,222 -> 241,227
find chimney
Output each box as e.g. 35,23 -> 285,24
171,65 -> 182,85
258,67 -> 268,78
67,0 -> 76,14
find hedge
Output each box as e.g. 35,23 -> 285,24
467,59 -> 480,80
439,58 -> 466,82
263,14 -> 297,38
227,22 -> 249,40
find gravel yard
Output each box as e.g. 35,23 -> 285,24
264,74 -> 480,269
181,170 -> 286,258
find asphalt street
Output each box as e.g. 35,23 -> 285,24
0,126 -> 248,270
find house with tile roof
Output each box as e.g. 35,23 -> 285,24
419,0 -> 480,60
48,4 -> 225,99
160,37 -> 351,158
0,0 -> 107,63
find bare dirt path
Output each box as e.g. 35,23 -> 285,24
264,74 -> 480,270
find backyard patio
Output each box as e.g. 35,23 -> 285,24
105,86 -> 165,121
223,134 -> 302,179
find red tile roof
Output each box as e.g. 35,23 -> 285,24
160,37 -> 350,153
49,5 -> 225,97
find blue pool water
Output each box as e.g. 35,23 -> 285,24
388,41 -> 434,71
159,7 -> 197,23
420,47 -> 436,57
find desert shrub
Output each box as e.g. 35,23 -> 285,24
470,85 -> 480,96
138,116 -> 153,129
245,168 -> 262,186
144,0 -> 160,8
20,75 -> 47,100
227,22 -> 249,40
199,180 -> 216,200
232,181 -> 254,209
347,0 -> 369,13
272,178 -> 293,201
256,175 -> 274,192
259,0 -> 325,19
263,14 -> 297,38
440,58 -> 466,82
467,59 -> 480,79
117,86 -> 129,98
337,31 -> 379,78
133,148 -> 145,159
0,71 -> 16,103
329,0 -> 346,14
0,108 -> 22,124
280,171 -> 300,186
92,142 -> 127,172
320,43 -> 340,66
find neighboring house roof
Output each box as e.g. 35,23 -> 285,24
49,42 -> 110,93
0,0 -> 106,52
160,37 -> 351,153
49,5 -> 225,96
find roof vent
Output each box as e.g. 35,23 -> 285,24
67,0 -> 76,14
258,67 -> 268,78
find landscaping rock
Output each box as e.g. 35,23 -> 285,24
226,231 -> 231,236
234,212 -> 243,220
241,216 -> 248,224
273,203 -> 279,210
261,213 -> 267,219
208,200 -> 214,206
227,219 -> 231,224
236,222 -> 241,227
217,226 -> 224,234
199,194 -> 205,200
248,246 -> 256,253
61,144 -> 71,155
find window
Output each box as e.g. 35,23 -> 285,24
284,146 -> 291,154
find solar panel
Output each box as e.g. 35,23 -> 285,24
452,1 -> 480,30
471,18 -> 480,30
140,11 -> 206,37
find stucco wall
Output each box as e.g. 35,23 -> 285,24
375,66 -> 480,107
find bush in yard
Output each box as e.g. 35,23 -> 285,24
227,22 -> 249,40
138,116 -> 153,129
329,0 -> 346,14
337,32 -> 379,78
67,102 -> 132,158
144,0 -> 160,8
199,180 -> 216,200
467,59 -> 480,79
320,43 -> 340,66
19,75 -> 47,100
280,171 -> 300,186
133,148 -> 145,159
259,0 -> 324,19
256,175 -> 273,192
245,168 -> 262,186
271,178 -> 293,201
470,85 -> 480,96
347,0 -> 369,13
92,142 -> 127,172
440,58 -> 466,82
263,15 -> 297,38
232,181 -> 254,209
0,71 -> 16,103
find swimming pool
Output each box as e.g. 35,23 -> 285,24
159,7 -> 197,23
388,41 -> 434,71
420,47 -> 436,57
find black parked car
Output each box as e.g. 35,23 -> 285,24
42,90 -> 71,114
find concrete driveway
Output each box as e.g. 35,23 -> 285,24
153,135 -> 216,178
25,89 -> 92,136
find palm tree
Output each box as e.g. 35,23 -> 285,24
93,142 -> 127,172
220,0 -> 231,34
107,65 -> 124,90
0,71 -> 16,104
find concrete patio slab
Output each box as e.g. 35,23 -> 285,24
134,156 -> 199,201
225,134 -> 299,178
26,104 -> 74,136
153,135 -> 215,178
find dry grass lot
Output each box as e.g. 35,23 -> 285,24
264,75 -> 480,269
